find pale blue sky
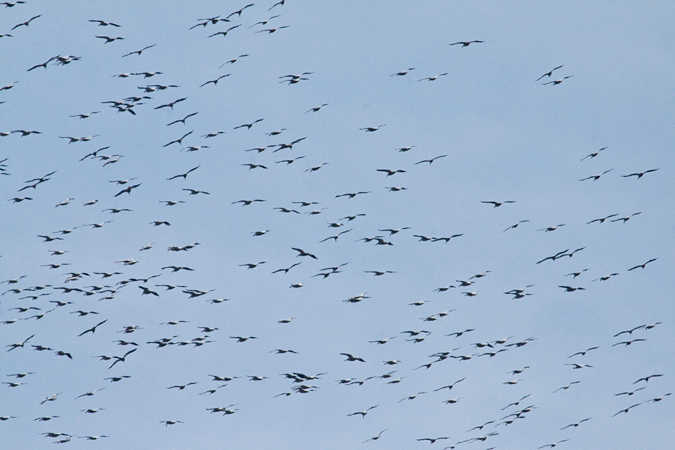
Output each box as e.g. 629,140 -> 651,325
1,1 -> 674,449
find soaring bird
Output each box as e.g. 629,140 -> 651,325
536,65 -> 564,81
450,40 -> 484,47
621,168 -> 660,179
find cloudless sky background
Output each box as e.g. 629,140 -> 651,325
1,1 -> 674,449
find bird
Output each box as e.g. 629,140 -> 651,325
219,54 -> 249,67
69,111 -> 100,119
234,118 -> 265,130
538,224 -> 566,232
336,191 -> 370,199
154,97 -> 187,110
11,14 -> 41,30
182,188 -> 210,196
167,112 -> 198,126
418,73 -> 448,81
417,437 -> 451,444
503,220 -> 529,231
305,103 -> 329,113
568,346 -> 599,358
268,0 -> 286,10
163,131 -> 194,148
96,35 -> 125,44
167,165 -> 200,180
226,4 -> 254,19
208,25 -> 241,38
612,339 -> 647,347
542,75 -> 573,86
360,124 -> 386,133
633,374 -> 663,384
586,213 -> 618,224
415,155 -> 447,165
200,74 -> 231,87
553,381 -> 581,393
579,168 -> 614,181
450,40 -> 484,47
612,403 -> 642,417
347,405 -> 378,417
536,65 -> 564,81
627,258 -> 657,271
482,200 -> 516,208
256,26 -> 290,34
580,146 -> 608,161
621,168 -> 660,179
565,363 -> 593,369
292,247 -> 318,259
6,334 -> 35,351
160,420 -> 183,426
537,440 -> 570,449
108,349 -> 137,369
340,353 -> 366,362
167,382 -> 197,390
611,212 -> 642,223
78,320 -> 108,337
232,199 -> 265,206
122,44 -> 156,57
363,429 -> 388,443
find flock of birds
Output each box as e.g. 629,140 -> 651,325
1,1 -> 671,449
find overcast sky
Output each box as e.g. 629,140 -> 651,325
1,1 -> 674,449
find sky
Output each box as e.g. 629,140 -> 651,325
1,1 -> 674,449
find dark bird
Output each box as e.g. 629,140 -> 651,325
292,247 -> 317,259
226,4 -> 254,19
96,35 -> 125,44
167,112 -> 198,126
568,346 -> 599,358
536,65 -> 564,81
587,213 -> 618,224
537,440 -> 570,449
542,75 -> 573,86
305,103 -> 329,113
78,320 -> 108,337
200,74 -> 231,87
163,130 -> 194,147
504,220 -> 529,231
612,403 -> 641,417
122,44 -> 156,57
450,40 -> 484,47
391,68 -> 415,76
256,26 -> 290,34
11,14 -> 41,30
580,147 -> 608,161
611,212 -> 641,223
336,191 -> 370,199
340,353 -> 366,362
633,374 -> 663,384
482,200 -> 516,208
89,19 -> 121,27
622,168 -> 660,179
628,258 -> 657,271
108,348 -> 137,369
233,118 -> 264,130
208,25 -> 241,38
612,339 -> 647,347
415,155 -> 447,165
167,165 -> 200,180
114,183 -> 141,197
155,97 -> 187,110
560,418 -> 591,430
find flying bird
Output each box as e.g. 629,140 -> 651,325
536,65 -> 564,81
